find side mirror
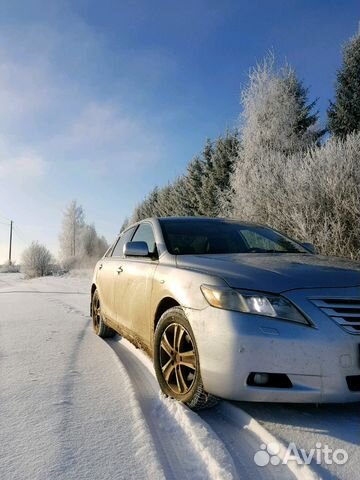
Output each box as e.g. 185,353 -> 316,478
124,241 -> 149,257
301,242 -> 317,254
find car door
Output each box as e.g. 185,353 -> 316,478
97,227 -> 136,324
114,222 -> 158,347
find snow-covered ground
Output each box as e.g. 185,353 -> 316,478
0,272 -> 358,479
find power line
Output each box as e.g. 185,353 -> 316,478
12,227 -> 28,246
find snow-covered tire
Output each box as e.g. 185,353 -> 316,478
92,290 -> 116,338
154,306 -> 217,410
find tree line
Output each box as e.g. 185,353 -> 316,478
19,32 -> 360,277
126,34 -> 360,260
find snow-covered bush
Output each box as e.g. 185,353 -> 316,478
22,242 -> 53,278
228,133 -> 360,259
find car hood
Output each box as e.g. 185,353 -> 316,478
176,253 -> 360,293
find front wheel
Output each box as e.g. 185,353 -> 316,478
154,306 -> 217,410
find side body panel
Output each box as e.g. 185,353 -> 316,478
96,258 -> 118,321
115,257 -> 158,349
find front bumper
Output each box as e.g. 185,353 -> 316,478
185,286 -> 360,403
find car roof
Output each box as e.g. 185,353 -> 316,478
154,216 -> 263,227
120,216 -> 266,236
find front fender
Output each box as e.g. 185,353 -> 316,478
150,263 -> 228,317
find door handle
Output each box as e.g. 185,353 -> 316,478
98,263 -> 103,270
117,266 -> 123,274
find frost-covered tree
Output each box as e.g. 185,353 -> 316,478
59,201 -> 108,268
22,241 -> 52,278
128,131 -> 239,222
184,157 -> 205,215
328,35 -> 360,138
59,200 -> 85,259
179,132 -> 240,216
154,184 -> 175,217
169,176 -> 196,216
226,54 -> 323,219
240,54 -> 322,158
80,224 -> 108,259
131,187 -> 160,222
199,131 -> 239,216
120,217 -> 129,233
263,134 -> 360,259
227,130 -> 360,259
286,70 -> 325,145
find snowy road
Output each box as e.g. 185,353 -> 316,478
0,272 -> 358,479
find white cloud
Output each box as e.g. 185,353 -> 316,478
48,101 -> 164,173
0,152 -> 47,180
0,19 -> 169,179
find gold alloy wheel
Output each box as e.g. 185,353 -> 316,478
159,323 -> 197,394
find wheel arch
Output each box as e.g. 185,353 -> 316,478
154,297 -> 180,331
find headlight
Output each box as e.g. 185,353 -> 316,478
200,285 -> 309,325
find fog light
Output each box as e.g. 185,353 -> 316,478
247,372 -> 292,388
253,373 -> 269,385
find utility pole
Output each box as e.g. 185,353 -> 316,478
73,219 -> 76,257
8,220 -> 13,265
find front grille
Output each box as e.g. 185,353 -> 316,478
312,298 -> 360,334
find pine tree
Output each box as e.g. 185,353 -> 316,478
120,217 -> 129,232
179,132 -> 239,217
184,156 -> 206,215
227,54 -> 323,220
328,35 -> 360,138
199,131 -> 239,216
240,54 -> 323,158
285,70 -> 324,144
131,187 -> 159,222
129,130 -> 241,221
167,177 -> 194,216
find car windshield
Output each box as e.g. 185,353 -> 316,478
159,219 -> 308,255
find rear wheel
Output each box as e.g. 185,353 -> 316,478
154,306 -> 217,410
92,290 -> 116,338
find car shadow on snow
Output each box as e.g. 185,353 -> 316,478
235,401 -> 360,446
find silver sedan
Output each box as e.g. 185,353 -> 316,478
91,217 -> 360,409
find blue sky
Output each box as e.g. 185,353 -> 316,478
0,0 -> 359,262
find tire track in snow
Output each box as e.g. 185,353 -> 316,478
37,291 -> 165,480
199,404 -> 298,480
108,339 -> 237,480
